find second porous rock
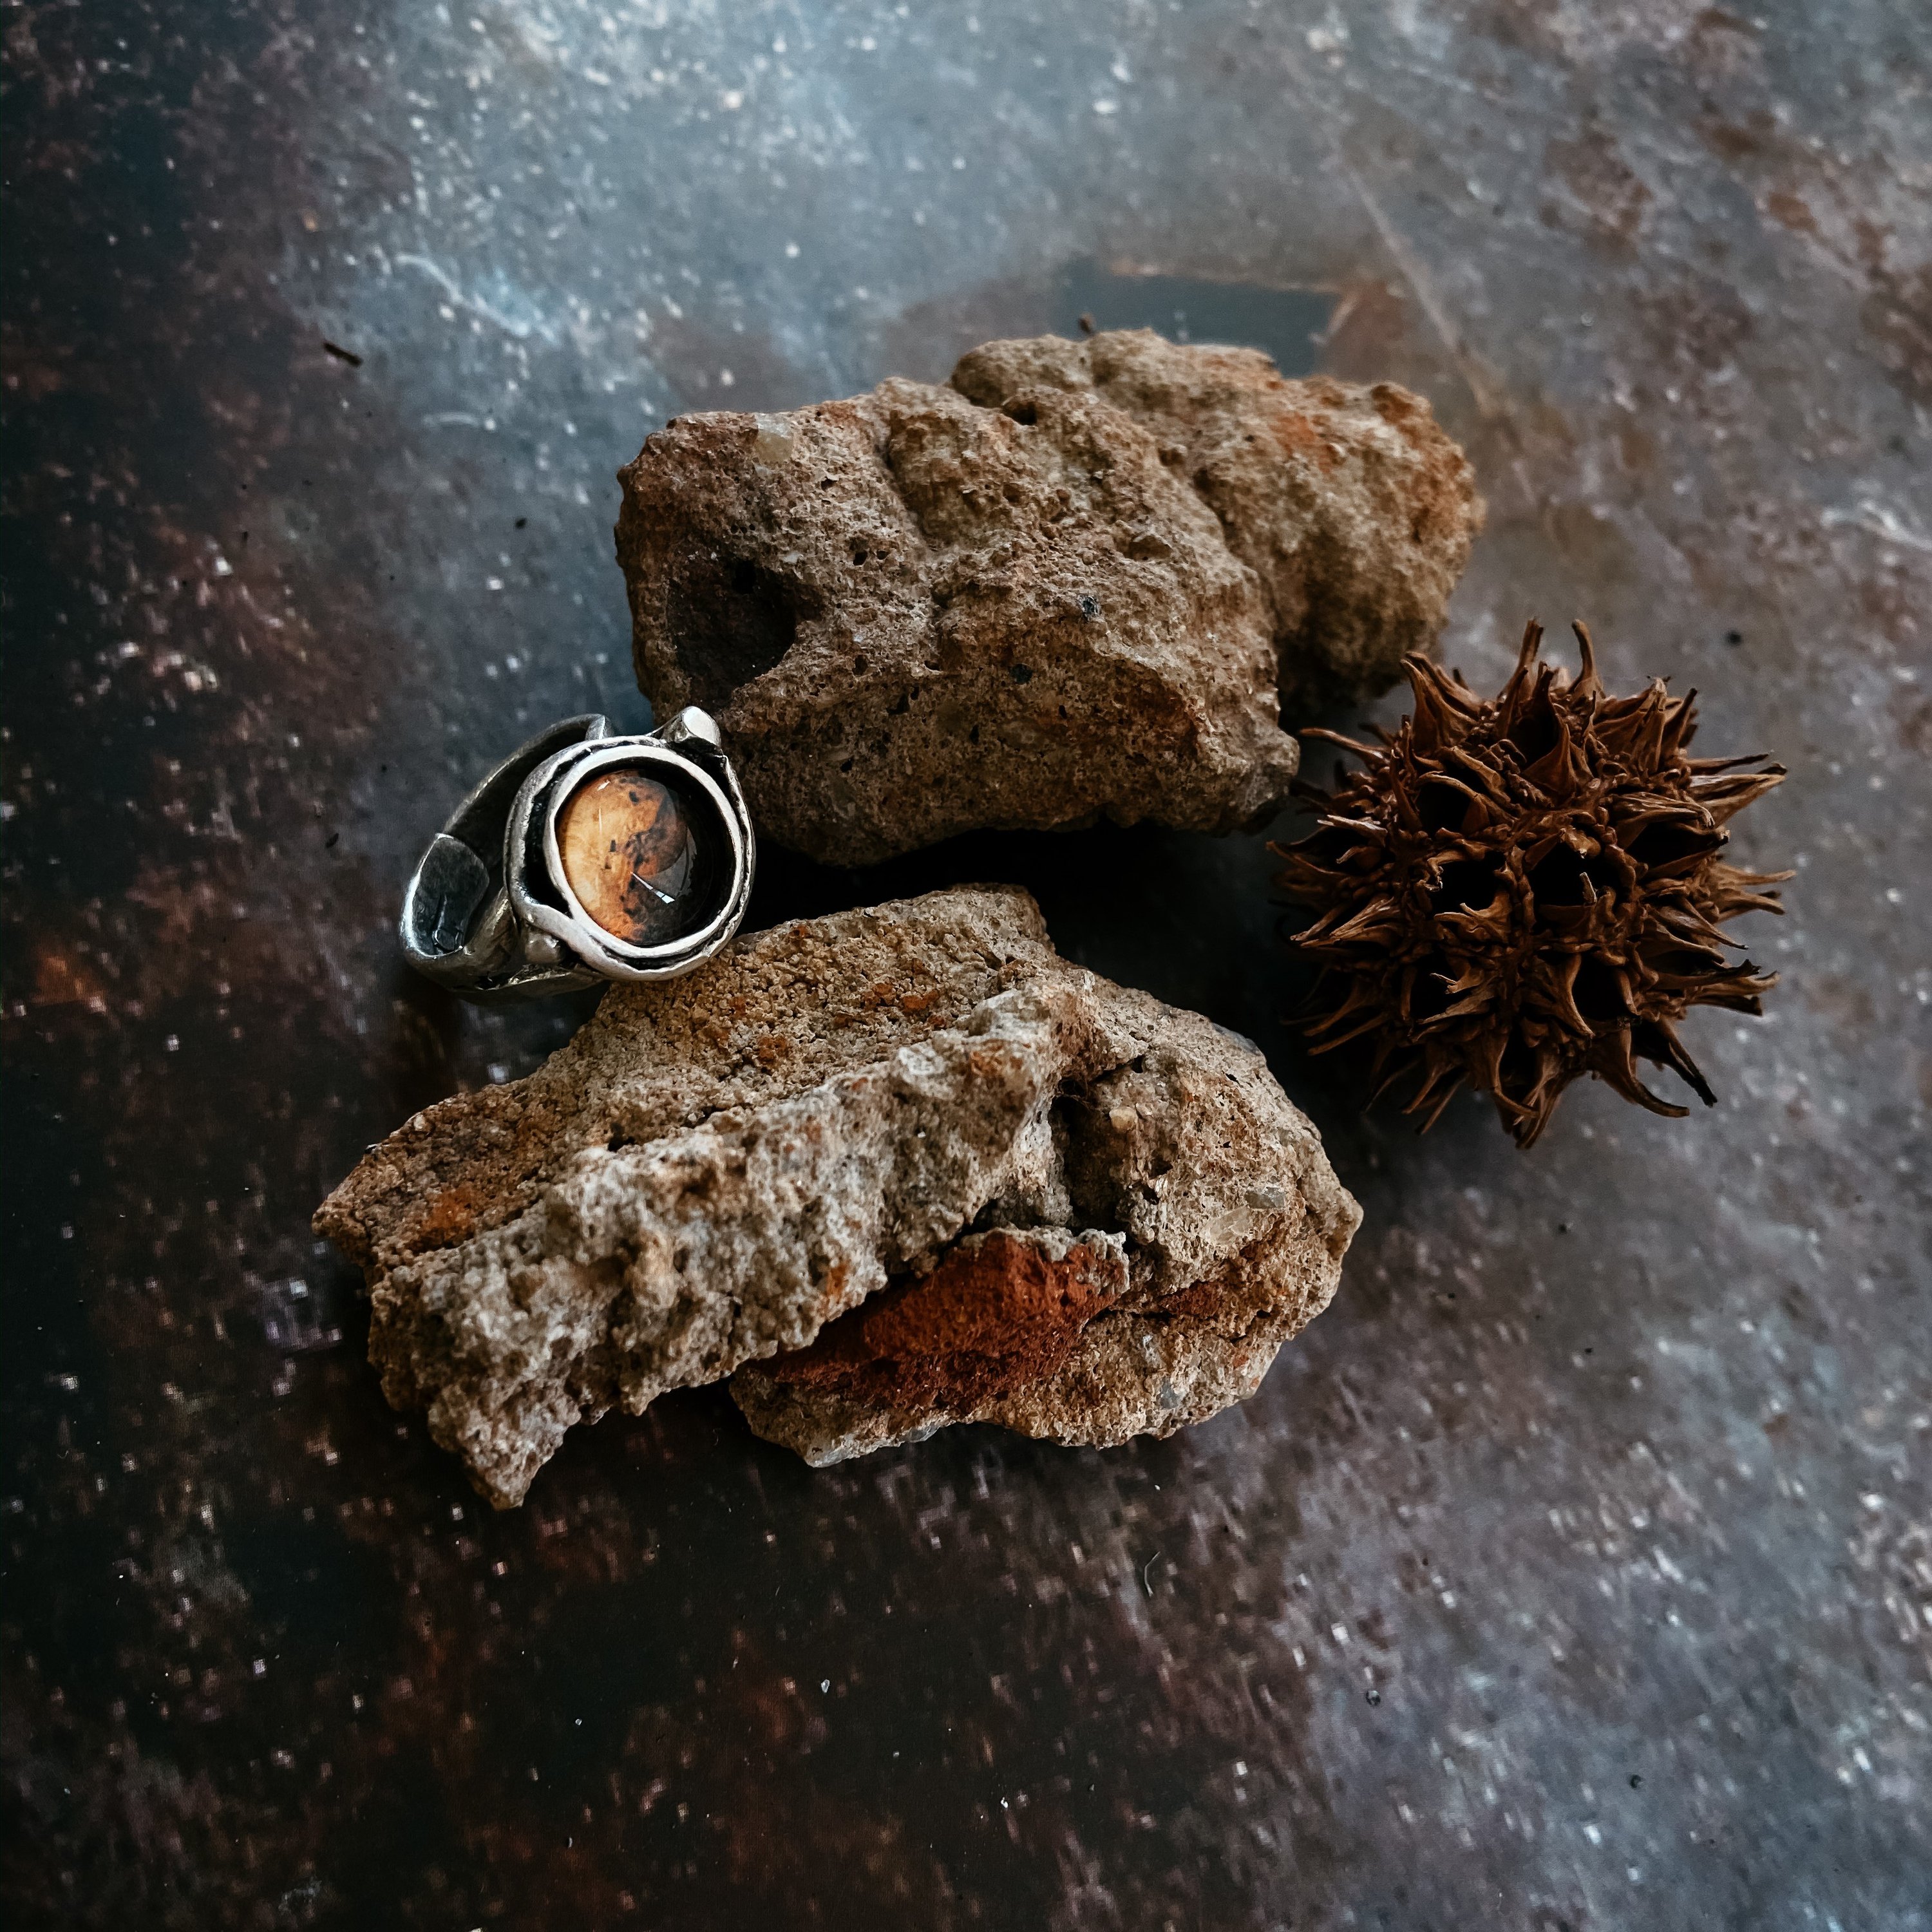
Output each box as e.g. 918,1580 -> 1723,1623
315,887 -> 1359,1501
616,327 -> 1480,865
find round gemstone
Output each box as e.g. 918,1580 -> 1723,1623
556,766 -> 708,947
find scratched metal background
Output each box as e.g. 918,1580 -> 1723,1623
3,2 -> 1928,1926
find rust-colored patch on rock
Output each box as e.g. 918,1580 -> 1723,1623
411,1184 -> 488,1253
755,1229 -> 1128,1414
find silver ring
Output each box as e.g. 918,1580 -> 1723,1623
401,707 -> 756,1002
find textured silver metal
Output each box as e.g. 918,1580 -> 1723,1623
399,707 -> 755,1001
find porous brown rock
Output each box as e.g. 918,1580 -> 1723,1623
951,330 -> 1482,712
614,328 -> 1481,866
315,887 -> 1359,1502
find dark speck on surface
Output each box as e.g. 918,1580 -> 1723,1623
2,1 -> 1926,1929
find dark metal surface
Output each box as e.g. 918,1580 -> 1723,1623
3,3 -> 1927,1926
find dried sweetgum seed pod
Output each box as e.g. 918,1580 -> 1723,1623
1274,619 -> 1790,1148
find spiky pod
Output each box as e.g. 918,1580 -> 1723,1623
1274,620 -> 1789,1148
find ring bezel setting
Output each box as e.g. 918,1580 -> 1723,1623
401,707 -> 755,1002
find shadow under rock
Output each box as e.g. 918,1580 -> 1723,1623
741,796 -> 1405,1176
738,659 -> 1432,1175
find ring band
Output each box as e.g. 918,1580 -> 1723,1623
401,707 -> 755,1002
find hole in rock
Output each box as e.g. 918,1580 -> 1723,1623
667,551 -> 817,706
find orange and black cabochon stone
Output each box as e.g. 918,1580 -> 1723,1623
556,766 -> 706,947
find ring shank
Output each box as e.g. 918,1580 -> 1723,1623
402,714 -> 606,1000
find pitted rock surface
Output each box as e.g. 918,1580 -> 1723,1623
315,886 -> 1359,1503
614,328 -> 1480,865
951,330 -> 1483,712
